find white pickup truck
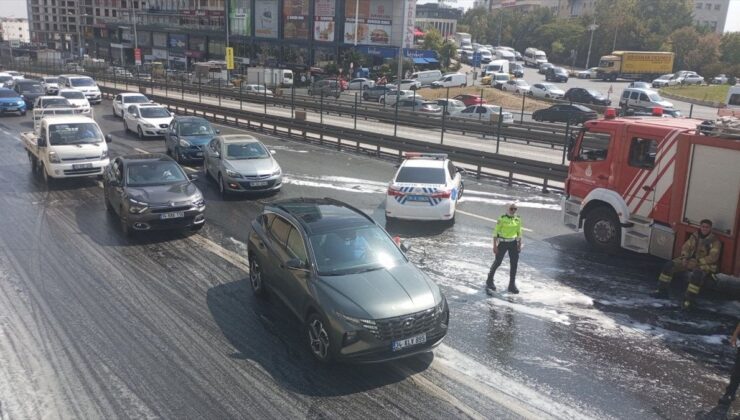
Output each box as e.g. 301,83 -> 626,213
21,115 -> 112,183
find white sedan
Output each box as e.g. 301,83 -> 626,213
348,78 -> 375,90
242,84 -> 273,96
577,67 -> 599,79
530,83 -> 565,99
502,79 -> 530,94
681,74 -> 704,85
112,92 -> 151,117
385,152 -> 464,222
123,103 -> 174,139
453,105 -> 514,124
58,88 -> 92,115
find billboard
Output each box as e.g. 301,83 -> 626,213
283,0 -> 310,39
314,0 -> 336,42
255,0 -> 279,38
343,0 -> 392,46
169,34 -> 187,49
230,0 -> 252,36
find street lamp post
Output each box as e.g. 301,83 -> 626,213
585,23 -> 598,69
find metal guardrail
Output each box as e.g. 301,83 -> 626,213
97,85 -> 568,190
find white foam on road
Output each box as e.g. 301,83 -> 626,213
459,195 -> 561,210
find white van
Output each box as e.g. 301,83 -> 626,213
410,70 -> 443,87
719,85 -> 740,117
431,73 -> 467,88
494,49 -> 515,63
482,60 -> 509,76
618,87 -> 674,110
523,48 -> 548,68
58,74 -> 102,104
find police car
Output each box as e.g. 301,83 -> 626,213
385,153 -> 465,222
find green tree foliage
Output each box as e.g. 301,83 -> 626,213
439,40 -> 457,70
422,28 -> 444,52
720,32 -> 740,65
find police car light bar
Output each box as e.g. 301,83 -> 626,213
404,152 -> 448,160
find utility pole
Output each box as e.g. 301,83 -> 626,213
585,22 -> 598,69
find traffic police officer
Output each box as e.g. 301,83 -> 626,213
651,219 -> 721,309
486,203 -> 522,296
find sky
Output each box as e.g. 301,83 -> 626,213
0,0 -> 27,18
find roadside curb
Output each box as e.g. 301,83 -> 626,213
659,90 -> 722,108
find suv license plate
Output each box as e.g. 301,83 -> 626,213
160,211 -> 185,220
406,195 -> 428,202
250,181 -> 268,187
73,163 -> 93,169
392,333 -> 427,351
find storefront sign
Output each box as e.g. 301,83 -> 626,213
314,0 -> 335,42
283,0 -> 310,39
230,0 -> 252,36
403,0 -> 416,49
344,0 -> 393,46
255,0 -> 279,38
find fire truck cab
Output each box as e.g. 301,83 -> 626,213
563,113 -> 740,276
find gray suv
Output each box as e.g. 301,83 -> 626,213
307,80 -> 341,98
247,198 -> 449,363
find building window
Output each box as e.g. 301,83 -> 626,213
714,3 -> 720,9
705,3 -> 711,9
112,9 -> 116,17
696,2 -> 702,8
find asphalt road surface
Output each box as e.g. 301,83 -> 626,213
0,101 -> 737,419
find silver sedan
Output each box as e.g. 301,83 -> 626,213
203,134 -> 282,196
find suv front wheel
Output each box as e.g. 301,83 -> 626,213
305,312 -> 336,364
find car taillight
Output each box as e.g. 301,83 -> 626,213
431,190 -> 451,199
387,187 -> 405,197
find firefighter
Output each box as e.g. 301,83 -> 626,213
486,203 -> 522,296
650,219 -> 721,309
719,321 -> 740,405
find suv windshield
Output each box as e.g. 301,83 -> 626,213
179,121 -> 213,136
0,90 -> 17,98
226,142 -> 269,159
648,93 -> 663,101
126,161 -> 187,187
61,91 -> 85,99
0,76 -> 11,82
310,226 -> 406,275
140,107 -> 171,118
42,98 -> 70,106
70,78 -> 96,87
126,95 -> 149,103
44,77 -> 59,83
48,123 -> 103,145
20,84 -> 44,93
395,167 -> 446,184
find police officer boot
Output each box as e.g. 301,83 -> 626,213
507,282 -> 519,294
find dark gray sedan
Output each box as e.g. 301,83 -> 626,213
247,198 -> 449,364
103,154 -> 206,236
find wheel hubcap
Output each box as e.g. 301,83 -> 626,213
593,220 -> 615,243
308,319 -> 330,359
249,258 -> 261,291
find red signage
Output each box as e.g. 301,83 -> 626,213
134,48 -> 142,65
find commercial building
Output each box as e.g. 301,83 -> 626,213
473,0 -> 561,13
28,0 -> 419,71
0,18 -> 31,43
414,3 -> 461,38
692,0 -> 740,33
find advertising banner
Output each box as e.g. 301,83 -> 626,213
169,34 -> 187,49
225,47 -> 234,70
343,0 -> 392,46
313,0 -> 335,42
403,0 -> 416,49
230,0 -> 252,36
283,0 -> 310,39
255,0 -> 279,38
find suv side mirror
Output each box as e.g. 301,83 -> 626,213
456,167 -> 467,175
215,129 -> 221,134
105,134 -> 113,143
285,258 -> 307,271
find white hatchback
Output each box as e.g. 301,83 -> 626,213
123,103 -> 174,139
58,88 -> 92,115
112,92 -> 151,117
530,82 -> 565,99
385,153 -> 465,222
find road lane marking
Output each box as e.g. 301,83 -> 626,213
134,148 -> 150,154
456,210 -> 533,232
188,234 -> 250,273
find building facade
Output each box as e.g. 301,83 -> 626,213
414,3 -> 460,38
692,0 -> 739,33
473,0 -> 562,13
28,0 -> 418,70
0,18 -> 31,43
557,0 -> 595,17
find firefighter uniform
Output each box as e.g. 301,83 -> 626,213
654,231 -> 721,308
486,208 -> 522,294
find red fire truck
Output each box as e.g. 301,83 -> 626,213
563,111 -> 740,276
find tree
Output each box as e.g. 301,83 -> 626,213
720,32 -> 740,65
422,28 -> 443,52
439,40 -> 457,70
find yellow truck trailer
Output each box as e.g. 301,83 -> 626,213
597,51 -> 674,81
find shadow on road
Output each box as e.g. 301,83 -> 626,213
206,279 -> 434,397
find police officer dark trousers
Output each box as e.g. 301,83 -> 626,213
719,322 -> 740,405
486,203 -> 522,296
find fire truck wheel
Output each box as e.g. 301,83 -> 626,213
584,207 -> 621,252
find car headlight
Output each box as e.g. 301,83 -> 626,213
17,100 -> 24,106
225,168 -> 242,178
101,149 -> 108,159
192,195 -> 205,207
128,198 -> 148,214
271,167 -> 282,176
48,151 -> 60,163
435,297 -> 447,317
142,123 -> 156,128
178,139 -> 191,147
338,312 -> 377,331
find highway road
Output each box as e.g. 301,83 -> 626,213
0,101 -> 737,419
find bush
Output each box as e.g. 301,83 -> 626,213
729,76 -> 737,86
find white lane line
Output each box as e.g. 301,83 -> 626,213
456,210 -> 533,232
188,234 -> 250,273
134,148 -> 150,154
